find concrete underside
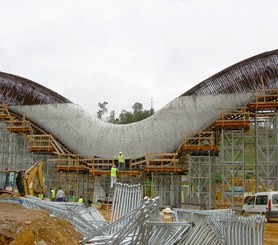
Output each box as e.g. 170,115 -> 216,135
10,92 -> 254,159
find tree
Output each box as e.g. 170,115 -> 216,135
107,110 -> 116,123
119,110 -> 134,124
97,101 -> 155,124
97,102 -> 108,120
132,102 -> 143,114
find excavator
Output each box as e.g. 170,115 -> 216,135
0,160 -> 45,197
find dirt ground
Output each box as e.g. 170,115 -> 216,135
0,203 -> 277,244
264,219 -> 278,245
0,202 -> 82,245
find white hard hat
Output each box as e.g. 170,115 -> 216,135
119,151 -> 122,154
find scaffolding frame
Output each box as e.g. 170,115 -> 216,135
188,154 -> 215,209
220,129 -> 245,208
184,89 -> 278,209
150,172 -> 181,207
254,109 -> 278,191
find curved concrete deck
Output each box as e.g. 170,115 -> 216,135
10,92 -> 253,159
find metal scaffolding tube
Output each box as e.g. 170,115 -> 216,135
255,110 -> 278,191
110,182 -> 142,229
220,129 -> 245,208
188,154 -> 215,208
82,197 -> 160,244
20,196 -> 107,235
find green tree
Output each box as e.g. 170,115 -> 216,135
107,110 -> 117,123
97,102 -> 108,120
97,101 -> 155,124
132,102 -> 143,114
119,110 -> 133,124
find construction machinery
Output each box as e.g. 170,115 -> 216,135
0,160 -> 44,197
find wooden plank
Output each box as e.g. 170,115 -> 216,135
28,146 -> 55,152
145,166 -> 184,172
184,145 -> 216,151
88,169 -> 140,176
215,120 -> 249,127
55,165 -> 86,171
7,127 -> 31,133
249,102 -> 278,109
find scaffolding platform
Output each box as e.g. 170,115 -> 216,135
27,135 -> 55,152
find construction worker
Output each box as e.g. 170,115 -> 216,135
110,164 -> 117,188
117,151 -> 125,170
56,187 -> 67,202
38,193 -> 44,200
50,188 -> 56,201
78,196 -> 83,204
68,194 -> 76,202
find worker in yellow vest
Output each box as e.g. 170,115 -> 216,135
110,164 -> 117,188
117,151 -> 124,170
78,196 -> 83,204
38,193 -> 44,200
50,188 -> 56,201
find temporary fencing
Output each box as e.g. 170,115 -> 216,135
21,196 -> 107,235
81,196 -> 162,244
16,186 -> 265,245
110,182 -> 142,223
173,208 -> 265,245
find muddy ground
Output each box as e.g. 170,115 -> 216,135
0,203 -> 277,244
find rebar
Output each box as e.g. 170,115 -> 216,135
182,49 -> 278,96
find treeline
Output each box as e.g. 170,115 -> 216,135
97,102 -> 155,124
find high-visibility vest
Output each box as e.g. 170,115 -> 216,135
111,167 -> 117,176
50,189 -> 55,199
78,197 -> 83,203
118,154 -> 124,163
38,193 -> 43,200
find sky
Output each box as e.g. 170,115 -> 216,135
0,0 -> 277,116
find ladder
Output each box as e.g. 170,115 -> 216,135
106,184 -> 115,211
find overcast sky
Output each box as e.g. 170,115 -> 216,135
0,0 -> 277,116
